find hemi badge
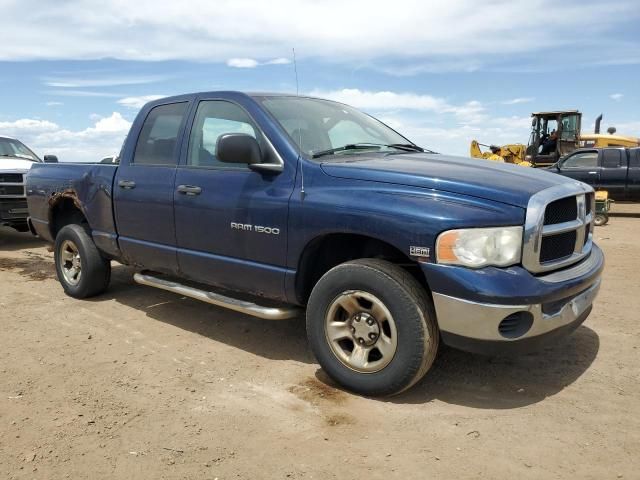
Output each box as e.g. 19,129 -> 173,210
410,246 -> 430,257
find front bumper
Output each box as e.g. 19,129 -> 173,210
422,244 -> 604,355
0,198 -> 29,227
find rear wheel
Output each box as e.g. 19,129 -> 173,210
306,259 -> 439,396
54,224 -> 111,298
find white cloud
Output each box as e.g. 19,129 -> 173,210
227,57 -> 292,68
117,95 -> 165,109
227,58 -> 260,68
45,101 -> 64,107
308,88 -> 486,122
265,57 -> 291,65
0,0 -> 637,71
45,90 -> 122,98
42,74 -> 170,88
502,97 -> 534,105
610,93 -> 624,101
0,113 -> 131,162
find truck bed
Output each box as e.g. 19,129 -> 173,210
26,163 -> 119,255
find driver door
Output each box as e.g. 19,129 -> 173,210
557,150 -> 600,187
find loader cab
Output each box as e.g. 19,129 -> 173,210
527,110 -> 581,167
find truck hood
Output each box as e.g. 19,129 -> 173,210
0,158 -> 37,172
320,153 -> 574,208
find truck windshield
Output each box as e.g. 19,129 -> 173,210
256,96 -> 419,159
0,138 -> 40,161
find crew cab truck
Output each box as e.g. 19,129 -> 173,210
551,147 -> 640,201
26,92 -> 604,396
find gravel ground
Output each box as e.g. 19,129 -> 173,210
1,206 -> 639,479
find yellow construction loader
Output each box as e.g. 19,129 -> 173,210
470,111 -> 639,167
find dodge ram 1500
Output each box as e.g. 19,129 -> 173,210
26,92 -> 604,396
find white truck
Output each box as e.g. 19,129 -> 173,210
0,136 -> 57,232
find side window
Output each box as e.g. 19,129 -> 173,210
562,151 -> 598,169
187,101 -> 258,168
602,149 -> 623,168
133,102 -> 188,165
630,150 -> 640,168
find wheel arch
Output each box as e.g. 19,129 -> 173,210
294,232 -> 430,305
48,191 -> 89,239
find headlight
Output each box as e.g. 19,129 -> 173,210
436,226 -> 522,268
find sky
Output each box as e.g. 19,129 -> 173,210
0,0 -> 639,162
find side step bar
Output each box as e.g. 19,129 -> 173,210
133,273 -> 301,320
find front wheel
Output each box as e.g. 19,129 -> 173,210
306,259 -> 439,396
54,224 -> 111,298
594,213 -> 608,226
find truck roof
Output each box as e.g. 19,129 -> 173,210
145,91 -> 331,107
531,110 -> 580,116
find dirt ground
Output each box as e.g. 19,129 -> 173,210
1,206 -> 639,480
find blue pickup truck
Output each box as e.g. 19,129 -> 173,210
26,92 -> 604,396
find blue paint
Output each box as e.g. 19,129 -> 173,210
26,91 -> 602,310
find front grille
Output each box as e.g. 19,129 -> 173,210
544,196 -> 577,225
540,231 -> 576,263
0,172 -> 25,198
583,225 -> 590,246
585,192 -> 594,215
0,173 -> 23,183
0,185 -> 24,196
522,184 -> 594,273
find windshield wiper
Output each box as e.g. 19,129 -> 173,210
387,143 -> 424,153
312,143 -> 424,159
0,153 -> 36,161
312,144 -> 383,159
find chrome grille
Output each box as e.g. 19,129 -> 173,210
522,183 -> 594,273
540,230 -> 576,262
543,196 -> 577,225
0,172 -> 26,199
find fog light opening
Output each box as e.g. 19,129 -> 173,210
498,311 -> 534,339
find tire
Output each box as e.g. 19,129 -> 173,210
594,214 -> 607,227
54,224 -> 111,298
306,258 -> 439,396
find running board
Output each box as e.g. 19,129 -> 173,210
133,273 -> 301,320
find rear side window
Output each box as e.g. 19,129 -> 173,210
562,151 -> 598,169
631,150 -> 640,168
602,149 -> 623,168
133,102 -> 188,165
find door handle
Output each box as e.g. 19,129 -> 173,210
588,171 -> 598,175
177,184 -> 202,196
118,180 -> 136,189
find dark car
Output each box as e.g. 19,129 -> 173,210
550,147 -> 640,201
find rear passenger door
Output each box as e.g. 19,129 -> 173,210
113,102 -> 189,274
598,149 -> 628,199
557,150 -> 599,187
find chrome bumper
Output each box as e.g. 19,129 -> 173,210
433,278 -> 601,342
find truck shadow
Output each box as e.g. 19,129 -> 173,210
99,264 -> 599,408
93,265 -> 315,364
377,325 -> 600,408
0,226 -> 47,252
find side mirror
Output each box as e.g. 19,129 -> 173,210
217,134 -> 261,165
43,155 -> 58,163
